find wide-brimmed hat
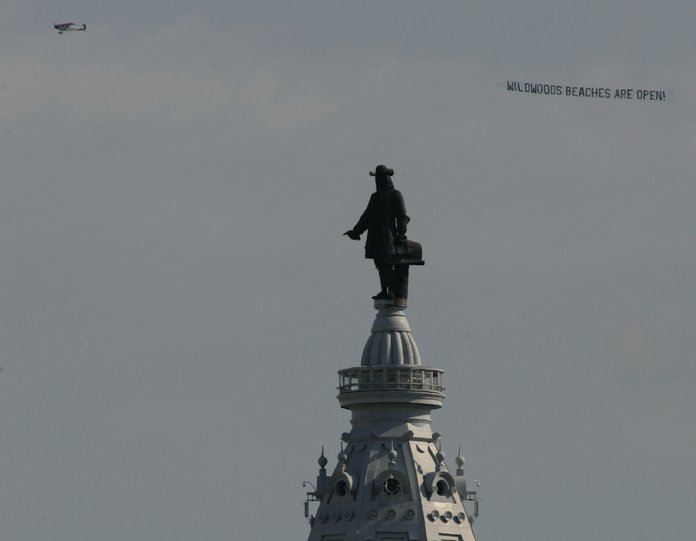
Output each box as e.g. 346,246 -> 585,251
369,164 -> 394,177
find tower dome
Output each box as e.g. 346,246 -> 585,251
361,304 -> 421,366
305,301 -> 480,541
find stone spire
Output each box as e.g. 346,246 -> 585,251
304,301 -> 480,541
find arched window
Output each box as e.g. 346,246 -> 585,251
423,471 -> 457,501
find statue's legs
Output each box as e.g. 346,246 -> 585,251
372,257 -> 395,299
372,262 -> 409,301
372,257 -> 411,301
376,265 -> 395,298
393,264 -> 409,300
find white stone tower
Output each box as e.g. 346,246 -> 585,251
304,301 -> 480,541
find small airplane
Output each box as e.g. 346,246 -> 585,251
54,22 -> 86,34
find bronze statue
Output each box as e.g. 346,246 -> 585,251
344,165 -> 423,305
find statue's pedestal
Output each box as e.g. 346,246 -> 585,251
374,297 -> 407,309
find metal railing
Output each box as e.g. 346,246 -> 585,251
338,366 -> 444,393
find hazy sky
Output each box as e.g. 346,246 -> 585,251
1,2 -> 694,540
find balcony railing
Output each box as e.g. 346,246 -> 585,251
338,366 -> 444,393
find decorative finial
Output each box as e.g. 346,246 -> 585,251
337,444 -> 348,466
387,440 -> 398,465
318,446 -> 328,469
455,446 -> 465,468
435,438 -> 446,470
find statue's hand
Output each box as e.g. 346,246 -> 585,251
343,230 -> 360,240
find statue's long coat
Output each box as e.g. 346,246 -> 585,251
352,176 -> 410,261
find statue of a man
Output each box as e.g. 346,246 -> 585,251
344,165 -> 418,303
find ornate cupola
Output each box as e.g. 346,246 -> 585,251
304,301 -> 480,541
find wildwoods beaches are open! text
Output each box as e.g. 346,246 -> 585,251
507,81 -> 668,101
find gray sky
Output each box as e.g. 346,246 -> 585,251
1,1 -> 694,540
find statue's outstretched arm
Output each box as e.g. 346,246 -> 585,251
344,197 -> 373,239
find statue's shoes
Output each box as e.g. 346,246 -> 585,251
372,291 -> 395,300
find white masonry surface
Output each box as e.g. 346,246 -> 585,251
305,301 -> 480,541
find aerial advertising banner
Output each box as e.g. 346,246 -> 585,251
506,81 -> 669,101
